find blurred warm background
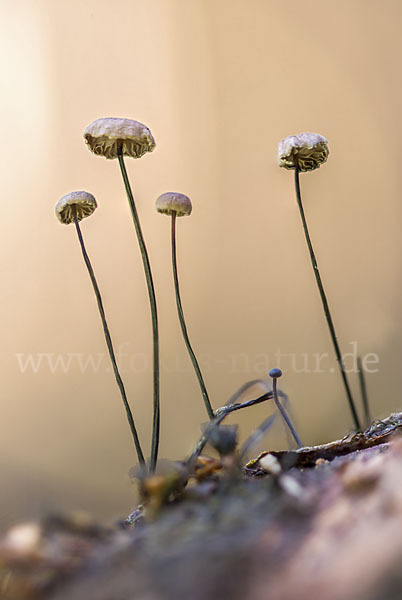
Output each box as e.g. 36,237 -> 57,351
0,0 -> 401,529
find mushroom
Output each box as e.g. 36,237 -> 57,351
55,191 -> 145,468
269,369 -> 302,448
83,117 -> 160,471
278,133 -> 361,431
84,117 -> 155,160
156,192 -> 214,419
55,190 -> 97,224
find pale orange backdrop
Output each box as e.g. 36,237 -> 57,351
0,0 -> 401,528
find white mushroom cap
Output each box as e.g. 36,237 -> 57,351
278,132 -> 329,172
84,117 -> 155,160
55,191 -> 97,224
155,192 -> 192,217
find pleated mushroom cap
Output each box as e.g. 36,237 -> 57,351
84,117 -> 155,160
55,191 -> 97,224
278,133 -> 329,172
155,192 -> 192,217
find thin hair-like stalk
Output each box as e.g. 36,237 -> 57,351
171,212 -> 214,419
240,389 -> 291,461
357,356 -> 371,428
117,152 -> 160,472
227,379 -> 270,406
73,211 -> 145,468
272,377 -> 302,448
294,164 -> 361,431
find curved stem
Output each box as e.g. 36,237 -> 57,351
240,389 -> 292,460
272,379 -> 302,448
294,165 -> 361,431
73,213 -> 145,468
227,378 -> 270,406
171,212 -> 214,419
239,414 -> 277,461
117,154 -> 160,472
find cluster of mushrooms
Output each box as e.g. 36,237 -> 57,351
55,120 -> 362,477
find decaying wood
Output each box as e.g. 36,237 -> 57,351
2,413 -> 402,600
246,411 -> 402,471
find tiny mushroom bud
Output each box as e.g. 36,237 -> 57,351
155,192 -> 192,217
278,132 -> 329,172
269,368 -> 282,379
208,425 -> 238,456
269,368 -> 302,448
55,191 -> 97,224
83,117 -> 155,160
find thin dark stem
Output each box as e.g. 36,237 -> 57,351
171,212 -> 214,419
272,379 -> 302,448
187,391 -> 273,463
357,356 -> 371,428
118,153 -> 160,472
294,165 -> 362,431
73,213 -> 145,468
239,413 -> 278,461
240,390 -> 291,460
227,379 -> 270,406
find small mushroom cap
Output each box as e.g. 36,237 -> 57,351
155,192 -> 192,217
278,132 -> 329,172
269,368 -> 283,379
55,191 -> 97,224
83,117 -> 155,160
